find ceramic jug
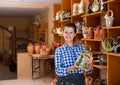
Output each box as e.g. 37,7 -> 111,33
78,0 -> 84,14
73,3 -> 78,15
91,0 -> 100,12
27,43 -> 34,55
55,12 -> 60,20
104,10 -> 114,27
34,43 -> 41,54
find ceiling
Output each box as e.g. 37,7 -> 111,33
0,0 -> 61,17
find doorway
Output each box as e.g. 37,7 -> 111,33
0,25 -> 17,80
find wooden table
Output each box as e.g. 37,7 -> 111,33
30,54 -> 54,82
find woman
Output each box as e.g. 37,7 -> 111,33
54,22 -> 93,85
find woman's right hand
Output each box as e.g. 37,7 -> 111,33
67,65 -> 78,72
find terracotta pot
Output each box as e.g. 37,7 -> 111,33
40,48 -> 47,56
41,43 -> 47,49
27,43 -> 34,55
94,26 -> 100,40
99,29 -> 106,40
34,43 -> 41,54
46,47 -> 51,55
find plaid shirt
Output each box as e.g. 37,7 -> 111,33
54,43 -> 86,77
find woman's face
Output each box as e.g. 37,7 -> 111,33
63,26 -> 76,43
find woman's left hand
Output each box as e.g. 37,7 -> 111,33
85,55 -> 93,71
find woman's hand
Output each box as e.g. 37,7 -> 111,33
85,55 -> 93,71
67,65 -> 78,72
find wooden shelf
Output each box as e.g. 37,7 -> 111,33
81,11 -> 106,17
103,26 -> 120,29
93,65 -> 107,69
59,19 -> 71,23
70,13 -> 83,17
103,0 -> 115,4
76,32 -> 82,34
108,53 -> 120,57
81,38 -> 101,41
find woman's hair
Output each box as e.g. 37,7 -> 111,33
64,22 -> 77,33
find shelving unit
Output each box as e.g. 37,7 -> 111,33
28,23 -> 48,44
82,0 -> 120,84
53,0 -> 120,84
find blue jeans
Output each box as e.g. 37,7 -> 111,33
56,73 -> 85,85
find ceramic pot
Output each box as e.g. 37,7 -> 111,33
99,29 -> 106,40
73,3 -> 78,15
104,10 -> 114,27
78,0 -> 84,14
87,27 -> 94,39
91,0 -> 100,12
94,26 -> 100,40
40,48 -> 47,56
34,43 -> 41,54
46,47 -> 51,55
27,43 -> 34,55
55,12 -> 60,20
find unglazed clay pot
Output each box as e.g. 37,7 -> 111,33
34,43 -> 41,54
27,43 -> 34,55
40,48 -> 47,56
94,26 -> 100,40
87,27 -> 94,39
99,29 -> 106,40
46,47 -> 51,55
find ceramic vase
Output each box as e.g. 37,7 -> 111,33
27,43 -> 34,55
78,0 -> 84,14
73,3 -> 78,15
91,0 -> 100,12
104,10 -> 114,27
34,43 -> 41,54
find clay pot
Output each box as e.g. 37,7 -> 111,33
99,29 -> 106,40
87,27 -> 94,39
78,0 -> 84,14
46,47 -> 51,55
40,48 -> 47,56
27,43 -> 34,55
104,10 -> 114,27
34,43 -> 41,54
94,26 -> 100,40
41,43 -> 47,49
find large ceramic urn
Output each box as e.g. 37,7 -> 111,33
27,43 -> 34,55
34,43 -> 41,54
